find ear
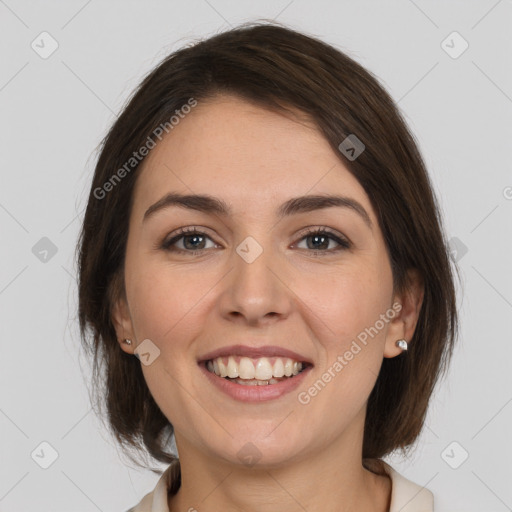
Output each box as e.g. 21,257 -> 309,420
111,294 -> 136,355
383,268 -> 424,358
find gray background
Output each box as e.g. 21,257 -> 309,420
1,1 -> 511,511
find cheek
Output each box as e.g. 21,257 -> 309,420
295,262 -> 393,416
127,275 -> 174,340
294,262 -> 391,344
124,259 -> 206,423
124,253 -> 206,342
296,274 -> 391,430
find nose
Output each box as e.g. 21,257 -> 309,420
218,238 -> 293,327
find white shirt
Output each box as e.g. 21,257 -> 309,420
127,458 -> 434,512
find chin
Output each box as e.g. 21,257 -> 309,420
207,428 -> 309,469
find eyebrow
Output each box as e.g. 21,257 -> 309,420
143,192 -> 372,230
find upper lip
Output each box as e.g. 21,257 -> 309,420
198,344 -> 313,365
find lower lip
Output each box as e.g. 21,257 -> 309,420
198,362 -> 313,402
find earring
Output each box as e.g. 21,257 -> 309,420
395,339 -> 408,351
124,339 -> 132,345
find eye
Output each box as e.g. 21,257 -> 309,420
294,227 -> 351,255
160,227 -> 217,254
160,226 -> 351,256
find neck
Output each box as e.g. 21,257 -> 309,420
168,413 -> 391,512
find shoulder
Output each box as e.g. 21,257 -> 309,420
125,489 -> 154,512
377,459 -> 434,512
125,460 -> 180,512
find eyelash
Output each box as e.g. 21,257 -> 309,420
160,226 -> 351,256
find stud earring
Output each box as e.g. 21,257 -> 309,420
395,339 -> 408,351
124,339 -> 132,345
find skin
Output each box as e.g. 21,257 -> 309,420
112,94 -> 424,512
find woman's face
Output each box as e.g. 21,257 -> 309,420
113,94 -> 418,467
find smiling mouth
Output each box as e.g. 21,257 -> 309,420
204,355 -> 312,386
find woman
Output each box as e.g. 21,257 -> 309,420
77,22 -> 459,512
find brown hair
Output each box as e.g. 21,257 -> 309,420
77,21 -> 459,472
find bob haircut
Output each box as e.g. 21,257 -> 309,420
77,21 -> 459,472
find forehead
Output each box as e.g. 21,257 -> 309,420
132,95 -> 373,221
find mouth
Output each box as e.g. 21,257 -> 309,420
196,345 -> 314,402
201,355 -> 312,386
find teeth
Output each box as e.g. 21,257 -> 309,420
232,377 -> 282,386
226,356 -> 239,378
255,358 -> 273,380
239,357 -> 255,379
273,358 -> 285,377
217,358 -> 228,378
284,359 -> 293,376
206,355 -> 305,380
